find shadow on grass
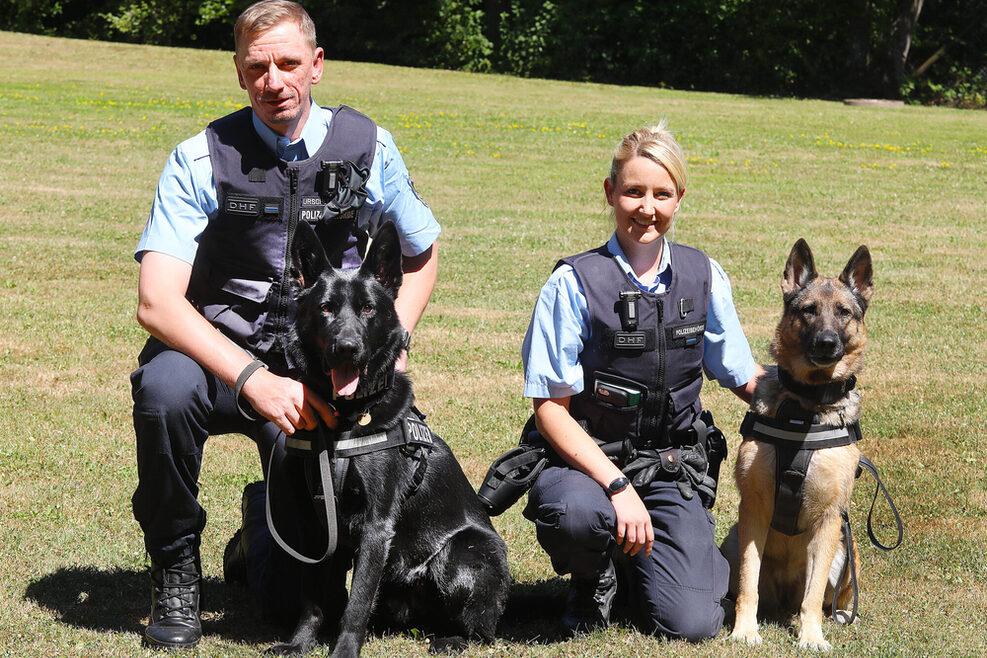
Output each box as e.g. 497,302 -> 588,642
23,565 -> 280,643
498,577 -> 569,644
23,567 -> 580,647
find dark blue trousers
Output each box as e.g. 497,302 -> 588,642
130,338 -> 282,564
523,464 -> 729,642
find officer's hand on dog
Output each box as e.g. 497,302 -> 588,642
395,349 -> 408,373
240,369 -> 337,434
611,488 -> 654,557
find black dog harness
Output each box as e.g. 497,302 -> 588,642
265,403 -> 436,565
741,370 -> 903,624
740,400 -> 862,537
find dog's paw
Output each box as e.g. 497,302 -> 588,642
329,634 -> 361,658
428,635 -> 468,654
797,630 -> 833,652
730,627 -> 763,647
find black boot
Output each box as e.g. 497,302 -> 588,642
145,552 -> 202,649
561,560 -> 617,634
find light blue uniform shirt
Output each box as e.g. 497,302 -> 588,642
522,233 -> 756,399
135,100 -> 440,263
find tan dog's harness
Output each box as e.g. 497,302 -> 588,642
741,370 -> 903,624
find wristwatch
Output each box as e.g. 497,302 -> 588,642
606,476 -> 630,497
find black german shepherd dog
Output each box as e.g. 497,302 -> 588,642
260,220 -> 509,657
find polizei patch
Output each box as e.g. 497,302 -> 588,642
667,321 -> 706,348
300,196 -> 327,223
671,322 -> 705,339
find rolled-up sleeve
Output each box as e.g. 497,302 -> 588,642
702,258 -> 756,388
373,127 -> 440,257
134,132 -> 215,264
522,266 -> 591,399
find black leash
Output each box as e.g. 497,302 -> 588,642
831,454 -> 904,625
832,511 -> 860,625
857,454 -> 904,552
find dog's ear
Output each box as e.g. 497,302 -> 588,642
782,238 -> 817,297
840,245 -> 873,312
290,221 -> 331,289
361,221 -> 403,295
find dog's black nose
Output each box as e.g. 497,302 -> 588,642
333,338 -> 360,361
810,331 -> 844,360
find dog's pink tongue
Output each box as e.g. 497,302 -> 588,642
331,365 -> 360,397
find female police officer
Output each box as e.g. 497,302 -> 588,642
521,122 -> 764,640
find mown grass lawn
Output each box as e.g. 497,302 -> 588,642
0,30 -> 985,657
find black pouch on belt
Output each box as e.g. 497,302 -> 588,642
477,415 -> 549,516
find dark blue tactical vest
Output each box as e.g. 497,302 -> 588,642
562,243 -> 711,448
187,105 -> 378,371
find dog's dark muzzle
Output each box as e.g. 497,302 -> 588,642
804,329 -> 844,365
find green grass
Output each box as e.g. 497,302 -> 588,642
1,29 -> 986,657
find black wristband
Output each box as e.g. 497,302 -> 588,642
234,359 -> 268,420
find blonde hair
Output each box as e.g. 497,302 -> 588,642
234,0 -> 317,54
608,120 -> 687,196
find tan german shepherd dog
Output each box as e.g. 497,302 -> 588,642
723,238 -> 873,651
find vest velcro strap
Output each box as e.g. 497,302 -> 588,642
740,412 -> 860,448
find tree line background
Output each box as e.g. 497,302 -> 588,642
3,0 -> 984,107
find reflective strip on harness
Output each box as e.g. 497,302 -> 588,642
335,431 -> 389,453
740,411 -> 861,536
285,435 -> 315,452
740,412 -> 861,448
334,414 -> 437,458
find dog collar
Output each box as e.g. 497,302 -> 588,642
777,368 -> 856,405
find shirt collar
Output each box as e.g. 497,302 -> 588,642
250,98 -> 329,161
605,233 -> 672,293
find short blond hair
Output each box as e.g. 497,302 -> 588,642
234,0 -> 317,54
608,121 -> 687,196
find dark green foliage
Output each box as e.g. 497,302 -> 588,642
905,0 -> 987,106
0,0 -> 120,39
100,0 -> 239,46
306,0 -> 491,72
0,0 -> 982,105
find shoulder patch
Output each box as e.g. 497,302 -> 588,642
407,174 -> 428,208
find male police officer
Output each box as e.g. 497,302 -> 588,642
131,1 -> 440,648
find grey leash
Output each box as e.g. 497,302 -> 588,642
264,435 -> 338,565
831,454 -> 904,625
